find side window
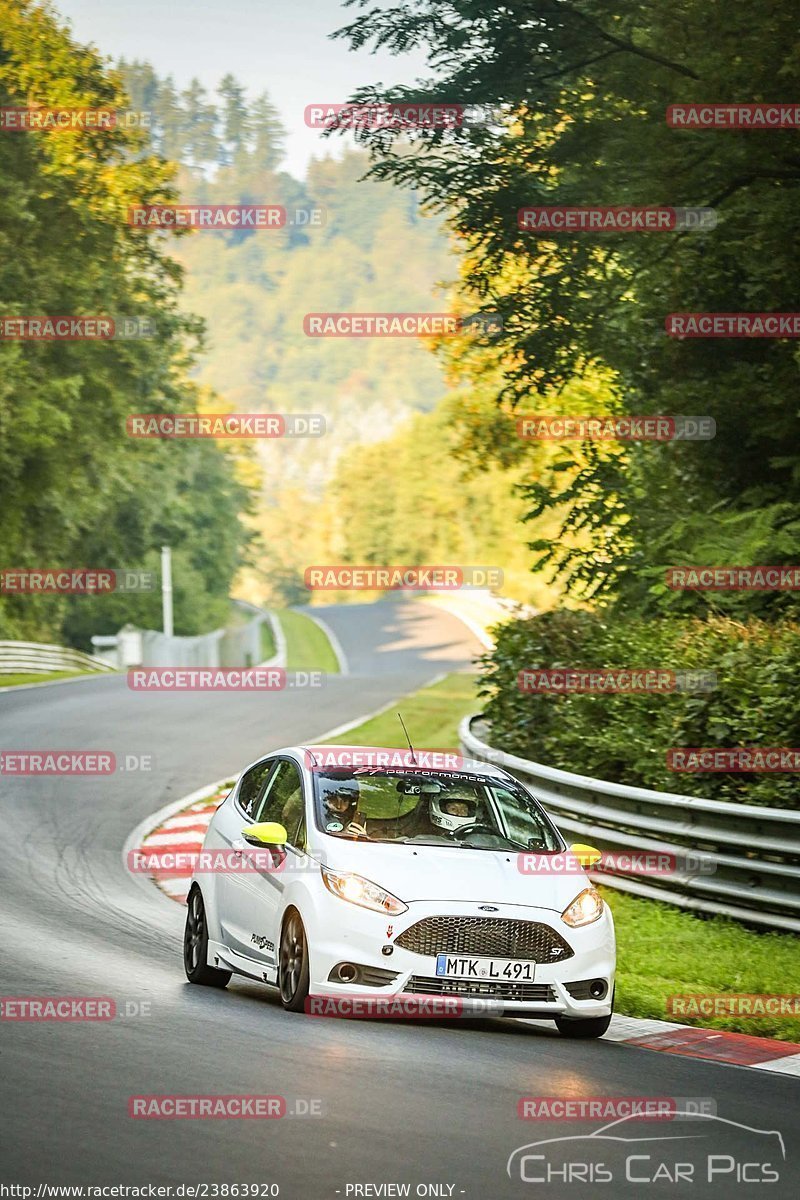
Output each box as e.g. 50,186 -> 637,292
237,760 -> 274,817
291,810 -> 307,852
253,760 -> 305,834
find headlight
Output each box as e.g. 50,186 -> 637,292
561,887 -> 604,928
321,866 -> 408,915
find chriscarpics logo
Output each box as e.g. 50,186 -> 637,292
507,1112 -> 785,1187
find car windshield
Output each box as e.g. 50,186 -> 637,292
312,769 -> 562,851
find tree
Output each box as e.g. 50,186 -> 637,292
217,73 -> 250,166
0,0 -> 251,644
181,78 -> 219,171
332,0 -> 800,615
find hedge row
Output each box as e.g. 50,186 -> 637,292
478,611 -> 800,808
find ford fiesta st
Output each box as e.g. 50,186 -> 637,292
182,746 -> 616,1036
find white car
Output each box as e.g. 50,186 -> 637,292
183,746 -> 616,1037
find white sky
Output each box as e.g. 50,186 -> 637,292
53,0 -> 432,179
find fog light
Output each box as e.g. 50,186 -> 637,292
589,979 -> 607,999
336,962 -> 357,983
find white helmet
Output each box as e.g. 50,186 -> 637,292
429,794 -> 479,833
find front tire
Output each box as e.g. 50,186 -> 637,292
555,1011 -> 613,1038
183,886 -> 231,988
279,909 -> 310,1012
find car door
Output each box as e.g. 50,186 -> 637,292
222,757 -> 307,970
212,756 -> 276,958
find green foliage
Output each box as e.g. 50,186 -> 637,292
608,889 -> 800,1041
0,2 -> 251,646
117,62 -> 452,497
333,0 -> 800,616
479,610 -> 800,806
0,670 -> 90,687
259,617 -> 276,662
326,671 -> 479,752
270,399 -> 565,608
278,609 -> 339,674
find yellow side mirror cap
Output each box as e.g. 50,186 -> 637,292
570,842 -> 602,868
242,822 -> 288,847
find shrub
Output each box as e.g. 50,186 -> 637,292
478,611 -> 800,807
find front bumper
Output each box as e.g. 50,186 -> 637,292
305,898 -> 615,1019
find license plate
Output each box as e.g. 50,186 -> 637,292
435,954 -> 535,982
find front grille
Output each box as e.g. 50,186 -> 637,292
395,916 -> 573,963
404,976 -> 556,1003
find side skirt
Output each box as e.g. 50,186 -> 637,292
208,939 -> 279,986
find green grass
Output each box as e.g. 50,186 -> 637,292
326,670 -> 800,1042
606,889 -> 800,1042
327,672 -> 478,749
279,609 -> 340,673
260,618 -> 277,662
0,670 -> 91,688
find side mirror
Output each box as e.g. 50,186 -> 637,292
242,822 -> 288,848
570,842 -> 602,868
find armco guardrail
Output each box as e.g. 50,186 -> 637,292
0,640 -> 115,675
460,714 -> 800,933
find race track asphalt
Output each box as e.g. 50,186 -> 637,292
1,600 -> 797,1198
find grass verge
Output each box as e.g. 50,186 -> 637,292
260,618 -> 277,662
279,609 -> 340,673
327,671 -> 477,748
0,670 -> 92,688
331,671 -> 800,1042
607,889 -> 800,1042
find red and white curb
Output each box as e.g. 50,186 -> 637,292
123,777 -> 233,904
126,781 -> 800,1076
600,1014 -> 800,1076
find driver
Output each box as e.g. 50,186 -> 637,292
429,793 -> 481,834
318,776 -> 367,837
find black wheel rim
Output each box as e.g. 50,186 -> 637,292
184,890 -> 205,972
280,913 -> 304,1003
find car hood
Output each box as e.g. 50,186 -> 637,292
320,841 -> 588,913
